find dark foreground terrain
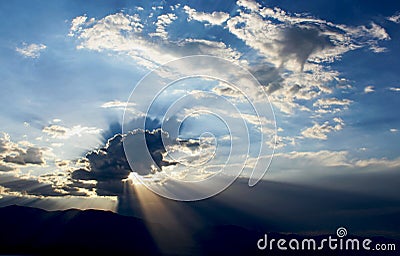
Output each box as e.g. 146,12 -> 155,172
0,205 -> 398,255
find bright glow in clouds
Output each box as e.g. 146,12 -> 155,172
122,56 -> 276,200
0,0 -> 399,209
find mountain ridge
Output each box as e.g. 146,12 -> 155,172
0,204 -> 398,256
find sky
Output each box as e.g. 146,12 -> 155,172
0,0 -> 399,236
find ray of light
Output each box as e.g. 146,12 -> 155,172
122,175 -> 202,254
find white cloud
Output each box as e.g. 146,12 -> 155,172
390,128 -> 398,133
387,12 -> 400,24
150,13 -> 177,39
275,150 -> 350,167
236,0 -> 260,12
76,13 -> 144,51
51,143 -> 64,148
354,157 -> 400,168
227,6 -> 389,70
183,5 -> 229,25
264,150 -> 400,185
42,125 -> 68,138
268,134 -> 296,149
364,85 -> 375,93
71,12 -> 242,70
389,87 -> 400,92
301,118 -> 343,140
313,98 -> 352,108
101,100 -> 143,115
221,2 -> 388,120
333,117 -> 344,124
42,125 -> 102,139
68,15 -> 88,36
360,22 -> 390,40
101,100 -> 136,109
271,150 -> 400,172
68,3 -> 392,145
16,43 -> 47,58
345,22 -> 390,53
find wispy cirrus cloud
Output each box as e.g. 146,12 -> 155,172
16,43 -> 47,58
101,100 -> 144,116
42,125 -> 102,139
313,98 -> 352,108
101,100 -> 136,109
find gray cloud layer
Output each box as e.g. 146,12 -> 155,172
70,128 -> 175,196
0,133 -> 45,172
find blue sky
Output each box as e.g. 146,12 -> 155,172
0,0 -> 399,208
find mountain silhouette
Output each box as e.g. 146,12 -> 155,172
0,205 -> 398,255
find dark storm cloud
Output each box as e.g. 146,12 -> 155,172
70,133 -> 130,196
70,128 -> 175,196
0,174 -> 64,197
279,26 -> 334,71
3,147 -> 45,165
